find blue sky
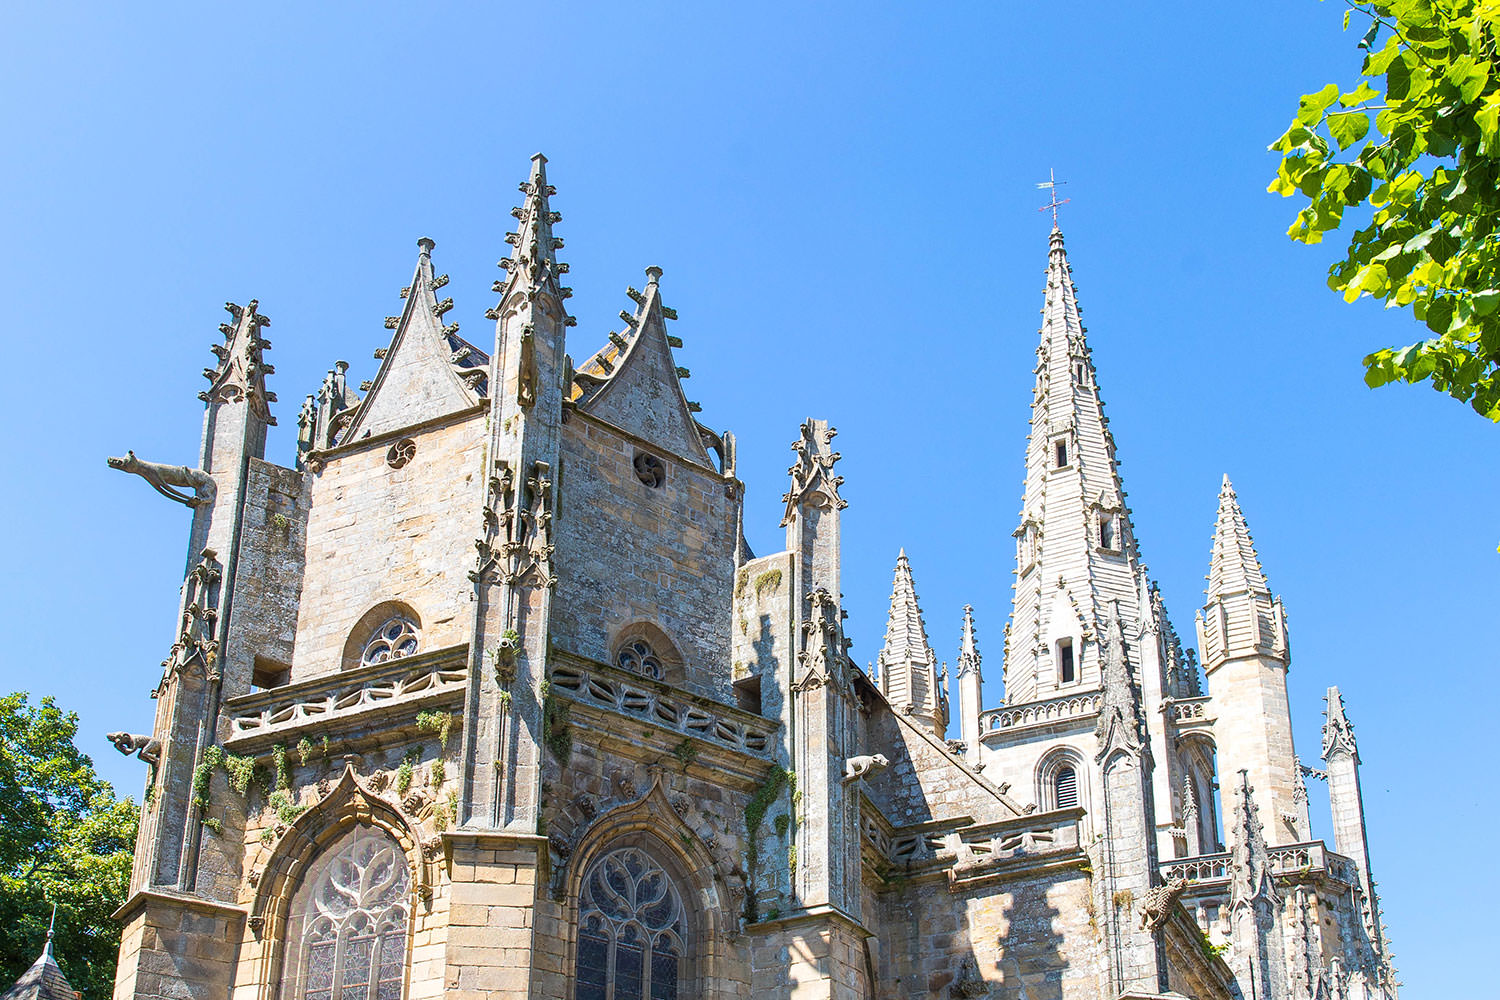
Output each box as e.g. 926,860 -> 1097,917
2,2 -> 1491,995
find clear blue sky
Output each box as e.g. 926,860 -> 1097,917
1,3 -> 1490,995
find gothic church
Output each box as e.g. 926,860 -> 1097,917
103,155 -> 1398,1000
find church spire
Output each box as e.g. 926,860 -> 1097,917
1208,475 -> 1270,600
877,550 -> 945,735
1004,225 -> 1146,705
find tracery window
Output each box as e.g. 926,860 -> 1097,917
361,616 -> 419,666
616,640 -> 663,680
575,847 -> 686,1000
282,828 -> 409,1000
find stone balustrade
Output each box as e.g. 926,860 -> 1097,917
979,691 -> 1102,737
1168,695 -> 1215,735
1160,841 -> 1358,888
224,645 -> 468,749
548,653 -> 776,759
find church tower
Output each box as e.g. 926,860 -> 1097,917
1003,227 -> 1148,705
1196,476 -> 1308,844
875,550 -> 946,737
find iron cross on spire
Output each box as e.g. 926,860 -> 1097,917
1036,168 -> 1070,227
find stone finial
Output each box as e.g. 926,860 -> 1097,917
780,419 -> 845,527
1322,686 -> 1359,762
956,604 -> 982,677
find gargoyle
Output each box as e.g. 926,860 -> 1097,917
843,753 -> 890,783
107,451 -> 216,508
107,731 -> 161,765
1138,876 -> 1190,933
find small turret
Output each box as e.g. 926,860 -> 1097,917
1197,476 -> 1308,843
955,605 -> 983,764
876,551 -> 945,737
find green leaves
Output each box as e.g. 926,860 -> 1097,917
1270,0 -> 1500,421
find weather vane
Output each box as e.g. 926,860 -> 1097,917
1036,168 -> 1069,226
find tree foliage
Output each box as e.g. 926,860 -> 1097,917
0,693 -> 138,1000
1270,0 -> 1500,419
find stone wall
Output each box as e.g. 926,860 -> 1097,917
291,413 -> 485,680
551,411 -> 737,702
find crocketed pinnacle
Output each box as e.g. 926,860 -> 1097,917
499,153 -> 571,308
200,298 -> 276,425
1229,769 -> 1278,910
1322,686 -> 1359,762
956,604 -> 981,677
1207,475 -> 1270,600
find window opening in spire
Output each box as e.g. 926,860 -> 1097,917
1098,512 -> 1117,551
1055,766 -> 1079,809
1058,638 -> 1075,684
1054,441 -> 1068,468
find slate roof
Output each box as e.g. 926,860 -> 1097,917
1,939 -> 78,1000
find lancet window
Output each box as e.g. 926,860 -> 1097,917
281,828 -> 410,1000
575,846 -> 686,1000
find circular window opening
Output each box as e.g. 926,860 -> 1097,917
633,451 -> 666,489
387,438 -> 417,469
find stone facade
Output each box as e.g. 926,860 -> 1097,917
104,155 -> 1398,1000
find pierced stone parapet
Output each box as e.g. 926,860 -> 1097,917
224,646 -> 467,750
1168,694 -> 1216,736
548,652 -> 776,758
862,809 -> 1085,885
979,690 -> 1103,737
1159,841 -> 1357,889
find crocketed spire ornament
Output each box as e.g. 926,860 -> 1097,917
1323,686 -> 1359,761
955,604 -> 981,678
1094,600 -> 1145,760
497,153 -> 574,319
780,419 -> 845,526
201,299 -> 276,424
1207,475 -> 1271,600
1229,769 -> 1278,911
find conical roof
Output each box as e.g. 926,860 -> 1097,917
1207,475 -> 1270,599
3,923 -> 78,1000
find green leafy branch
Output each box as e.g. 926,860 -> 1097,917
1270,0 -> 1500,420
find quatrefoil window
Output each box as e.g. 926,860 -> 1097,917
361,616 -> 419,666
633,451 -> 665,489
616,640 -> 663,680
386,438 -> 416,470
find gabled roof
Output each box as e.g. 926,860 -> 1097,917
572,267 -> 713,468
336,238 -> 488,444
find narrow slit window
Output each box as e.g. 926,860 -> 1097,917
1058,638 -> 1076,684
1055,766 -> 1079,809
1099,513 -> 1117,550
1055,441 -> 1068,468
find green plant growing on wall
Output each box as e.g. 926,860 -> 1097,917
772,813 -> 790,838
753,568 -> 782,598
268,789 -> 305,826
221,752 -> 256,795
272,743 -> 291,791
430,758 -> 446,789
296,737 -> 315,767
670,738 -> 698,769
742,765 -> 791,923
395,750 -> 419,798
1199,929 -> 1230,961
193,745 -> 225,811
416,710 -> 455,751
203,817 -> 223,836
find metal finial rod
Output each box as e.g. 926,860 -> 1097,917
1036,167 -> 1070,227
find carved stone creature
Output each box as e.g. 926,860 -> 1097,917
106,451 -> 217,508
1138,876 -> 1190,932
107,731 -> 161,765
843,753 -> 890,783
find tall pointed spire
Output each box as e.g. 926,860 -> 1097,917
1208,475 -> 1270,600
956,604 -> 981,677
1004,226 -> 1148,706
877,550 -> 945,735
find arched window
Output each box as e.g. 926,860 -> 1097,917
575,846 -> 686,1000
281,828 -> 409,1000
1037,748 -> 1086,814
361,616 -> 419,666
616,640 -> 664,681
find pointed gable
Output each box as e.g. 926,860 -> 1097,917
337,238 -> 488,444
574,267 -> 713,468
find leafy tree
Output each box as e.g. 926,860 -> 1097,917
0,693 -> 139,1000
1269,0 -> 1500,419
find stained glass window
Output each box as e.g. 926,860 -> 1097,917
615,641 -> 663,681
575,847 -> 685,1000
361,617 -> 419,666
282,829 -> 410,1000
